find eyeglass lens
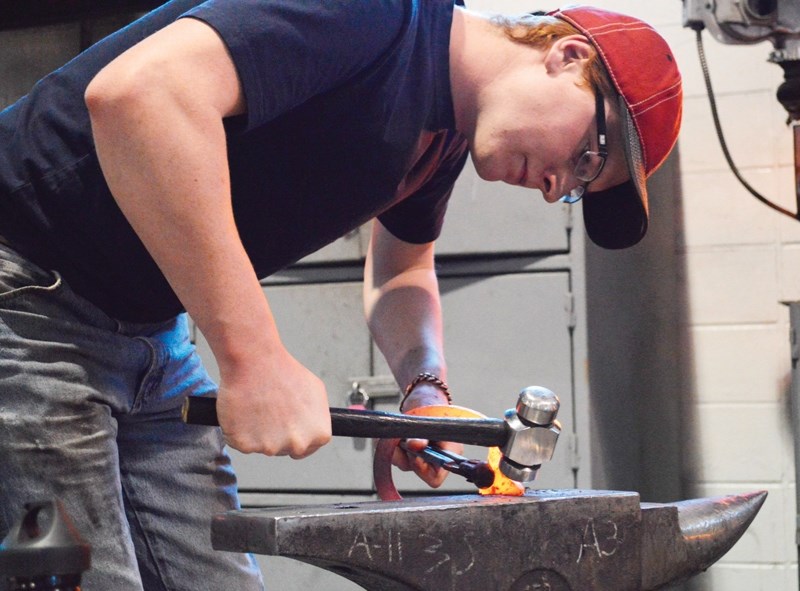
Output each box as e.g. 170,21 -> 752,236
559,92 -> 607,204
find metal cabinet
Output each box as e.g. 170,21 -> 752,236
191,155 -> 581,488
436,158 -> 570,255
195,281 -> 377,492
194,267 -> 578,493
190,161 -> 588,589
383,270 -> 577,493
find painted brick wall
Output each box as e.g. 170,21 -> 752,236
585,1 -> 798,589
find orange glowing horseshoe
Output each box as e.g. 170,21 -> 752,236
373,405 -> 525,500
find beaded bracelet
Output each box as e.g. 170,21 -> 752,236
400,372 -> 452,412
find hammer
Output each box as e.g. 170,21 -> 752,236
181,386 -> 561,483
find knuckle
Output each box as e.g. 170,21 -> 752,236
228,438 -> 257,454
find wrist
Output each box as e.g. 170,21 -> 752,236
215,332 -> 287,383
400,372 -> 452,412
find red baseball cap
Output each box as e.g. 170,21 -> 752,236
550,6 -> 683,249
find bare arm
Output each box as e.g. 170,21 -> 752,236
364,220 -> 460,486
364,221 -> 447,402
85,18 -> 331,457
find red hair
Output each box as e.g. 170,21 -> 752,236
491,14 -> 616,99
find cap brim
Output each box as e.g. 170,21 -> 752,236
582,96 -> 649,250
583,179 -> 647,249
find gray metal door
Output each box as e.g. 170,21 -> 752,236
195,271 -> 576,493
374,271 -> 576,493
193,281 -> 375,491
436,158 -> 569,255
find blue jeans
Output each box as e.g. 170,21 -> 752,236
0,244 -> 263,590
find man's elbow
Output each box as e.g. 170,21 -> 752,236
84,61 -> 153,125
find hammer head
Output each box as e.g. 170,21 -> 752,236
499,386 -> 561,483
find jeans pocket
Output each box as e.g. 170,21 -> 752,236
0,246 -> 61,301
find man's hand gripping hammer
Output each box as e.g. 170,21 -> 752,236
182,386 -> 562,483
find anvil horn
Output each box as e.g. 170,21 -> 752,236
641,490 -> 768,590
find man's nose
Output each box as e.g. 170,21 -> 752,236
540,174 -> 560,203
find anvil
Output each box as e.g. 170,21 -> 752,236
212,489 -> 766,591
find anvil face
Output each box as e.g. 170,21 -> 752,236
210,489 -> 765,591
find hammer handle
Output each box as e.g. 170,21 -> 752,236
182,396 -> 508,448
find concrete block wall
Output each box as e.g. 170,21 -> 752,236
581,1 -> 798,588
457,3 -> 798,588
677,35 -> 799,591
675,11 -> 797,591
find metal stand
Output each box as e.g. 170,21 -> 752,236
788,303 -> 800,590
774,57 -> 800,215
0,500 -> 90,590
787,122 -> 800,591
777,56 -> 800,588
795,124 -> 800,215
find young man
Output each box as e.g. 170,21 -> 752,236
0,0 -> 681,588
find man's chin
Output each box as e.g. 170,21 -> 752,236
470,157 -> 502,183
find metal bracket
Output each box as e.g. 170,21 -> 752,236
346,376 -> 401,409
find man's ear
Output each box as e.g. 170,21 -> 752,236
543,35 -> 593,74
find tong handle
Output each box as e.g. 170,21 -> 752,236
399,442 -> 496,489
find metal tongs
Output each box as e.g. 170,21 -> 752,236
399,442 -> 495,489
